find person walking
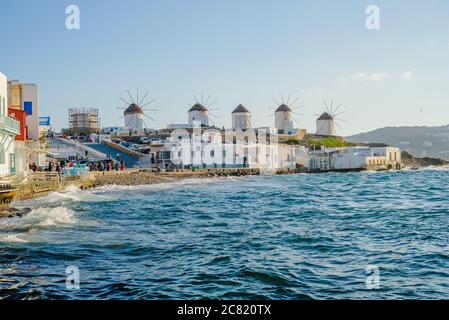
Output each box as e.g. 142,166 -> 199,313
56,163 -> 62,181
120,160 -> 125,171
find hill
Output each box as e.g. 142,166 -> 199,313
347,125 -> 449,160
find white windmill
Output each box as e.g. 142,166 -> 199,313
315,99 -> 345,136
270,94 -> 302,134
187,93 -> 219,127
232,104 -> 252,130
117,89 -> 157,132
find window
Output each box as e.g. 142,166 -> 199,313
24,101 -> 33,115
0,148 -> 5,164
9,153 -> 15,174
1,96 -> 5,115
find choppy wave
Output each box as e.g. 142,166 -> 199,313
94,176 -> 245,191
1,169 -> 449,299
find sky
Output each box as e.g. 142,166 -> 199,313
1,0 -> 449,136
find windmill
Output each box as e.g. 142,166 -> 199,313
117,89 -> 157,132
269,93 -> 302,133
315,99 -> 345,136
232,104 -> 252,130
187,93 -> 219,127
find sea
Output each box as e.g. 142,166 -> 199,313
0,168 -> 448,300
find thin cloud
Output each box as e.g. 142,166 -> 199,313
336,72 -> 391,84
401,70 -> 413,80
337,70 -> 414,84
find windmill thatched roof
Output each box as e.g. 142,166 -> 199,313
189,103 -> 208,112
317,112 -> 334,120
275,104 -> 292,112
124,103 -> 144,115
232,104 -> 250,114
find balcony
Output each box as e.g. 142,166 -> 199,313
0,115 -> 21,135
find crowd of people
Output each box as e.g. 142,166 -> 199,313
88,160 -> 125,172
29,159 -> 126,177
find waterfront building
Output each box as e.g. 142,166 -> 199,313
101,126 -> 133,136
9,81 -> 40,140
232,104 -> 252,130
157,131 -> 301,170
0,73 -> 21,177
308,146 -> 403,171
8,80 -> 46,167
7,108 -> 28,176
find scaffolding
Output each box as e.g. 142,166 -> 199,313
68,108 -> 99,129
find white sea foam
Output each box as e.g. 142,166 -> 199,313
420,165 -> 449,171
1,234 -> 29,243
92,177 -> 227,193
30,206 -> 76,226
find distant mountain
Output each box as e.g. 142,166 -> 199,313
347,125 -> 449,160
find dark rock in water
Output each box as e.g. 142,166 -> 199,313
1,207 -> 32,219
401,151 -> 449,168
15,208 -> 32,218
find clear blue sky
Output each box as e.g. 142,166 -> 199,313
1,0 -> 448,135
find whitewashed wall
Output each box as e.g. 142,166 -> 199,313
22,84 -> 39,140
232,112 -> 252,130
275,111 -> 293,132
0,72 -> 15,176
188,111 -> 209,127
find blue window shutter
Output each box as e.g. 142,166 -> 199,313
24,102 -> 33,115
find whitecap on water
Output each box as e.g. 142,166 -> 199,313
0,206 -> 76,235
92,177 -> 227,194
1,234 -> 29,243
31,206 -> 76,226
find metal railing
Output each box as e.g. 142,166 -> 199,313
0,115 -> 21,135
61,164 -> 90,178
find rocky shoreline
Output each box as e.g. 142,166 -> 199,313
0,168 -> 298,218
92,167 -> 298,187
2,160 -> 448,219
401,151 -> 449,168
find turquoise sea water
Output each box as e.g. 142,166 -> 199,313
0,169 -> 448,299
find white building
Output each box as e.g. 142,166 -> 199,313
159,129 -> 301,170
166,123 -> 196,130
22,83 -> 40,141
232,104 -> 252,130
371,147 -> 402,165
308,146 -> 403,171
8,80 -> 45,167
316,112 -> 337,136
275,104 -> 294,134
102,126 -> 132,136
188,104 -> 209,127
124,103 -> 144,132
0,73 -> 20,177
